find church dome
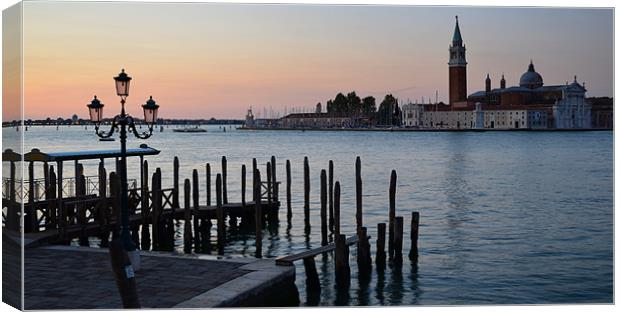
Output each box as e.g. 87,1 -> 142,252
519,61 -> 543,89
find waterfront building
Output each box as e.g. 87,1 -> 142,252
281,113 -> 355,128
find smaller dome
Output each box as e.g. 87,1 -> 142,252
519,61 -> 543,89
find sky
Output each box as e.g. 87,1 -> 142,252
4,2 -> 614,120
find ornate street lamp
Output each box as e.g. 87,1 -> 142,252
87,69 -> 160,265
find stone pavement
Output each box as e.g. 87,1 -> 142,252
23,245 -> 296,309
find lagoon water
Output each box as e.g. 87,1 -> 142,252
8,125 -> 613,305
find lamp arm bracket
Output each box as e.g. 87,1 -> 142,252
95,115 -> 120,138
127,116 -> 153,139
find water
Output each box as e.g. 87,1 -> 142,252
8,125 -> 613,305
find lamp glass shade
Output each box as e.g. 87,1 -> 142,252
142,96 -> 159,124
87,96 -> 104,123
113,69 -> 132,96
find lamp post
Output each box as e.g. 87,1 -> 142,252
87,69 -> 160,261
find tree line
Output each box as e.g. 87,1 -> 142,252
319,91 -> 402,126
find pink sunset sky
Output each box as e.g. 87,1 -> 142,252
3,2 -> 613,121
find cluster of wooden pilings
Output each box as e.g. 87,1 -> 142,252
276,156 -> 420,293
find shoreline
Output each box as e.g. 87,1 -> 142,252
237,127 -> 612,132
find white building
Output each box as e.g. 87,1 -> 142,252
553,77 -> 592,128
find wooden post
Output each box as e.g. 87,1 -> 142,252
266,162 -> 272,206
355,157 -> 362,238
221,156 -> 228,205
388,170 -> 397,259
394,216 -> 404,261
173,157 -> 179,208
271,155 -> 278,202
110,172 -> 121,242
46,167 -> 57,231
303,156 -> 310,229
241,164 -> 246,207
57,161 -> 65,236
252,158 -> 257,197
43,162 -> 50,200
109,239 -> 141,308
376,223 -> 387,269
320,169 -> 327,246
254,169 -> 262,258
78,173 -> 89,246
216,173 -> 225,254
151,169 -> 162,250
192,169 -> 201,250
140,160 -> 150,251
334,234 -> 350,288
303,257 -> 320,291
27,161 -> 35,232
334,181 -> 341,237
409,211 -> 420,260
7,161 -> 17,231
183,179 -> 192,254
206,163 -> 211,206
285,160 -> 292,220
97,163 -> 110,248
357,226 -> 372,273
328,160 -> 334,232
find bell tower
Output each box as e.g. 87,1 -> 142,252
449,16 -> 467,105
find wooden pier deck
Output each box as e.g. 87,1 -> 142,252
19,241 -> 297,309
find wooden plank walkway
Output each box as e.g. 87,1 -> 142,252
275,235 -> 367,266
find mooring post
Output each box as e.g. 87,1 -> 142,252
192,169 -> 201,251
140,160 -> 150,251
358,226 -> 372,274
328,160 -> 334,232
110,172 -> 121,242
252,158 -> 257,196
334,181 -> 341,237
78,173 -> 89,246
206,163 -> 211,206
151,169 -> 161,251
303,256 -> 321,291
271,155 -> 278,202
303,156 -> 310,229
394,216 -> 404,261
409,211 -> 420,260
254,169 -> 263,258
266,162 -> 272,206
27,161 -> 35,232
376,222 -> 387,270
43,162 -> 50,200
98,165 -> 110,247
222,156 -> 228,205
173,156 -> 179,208
286,160 -> 292,219
57,161 -> 65,237
334,234 -> 351,288
183,179 -> 192,254
241,164 -> 246,207
109,239 -> 141,308
320,169 -> 328,246
216,173 -> 225,255
7,161 -> 17,231
388,170 -> 397,259
355,157 -> 362,238
47,167 -> 57,231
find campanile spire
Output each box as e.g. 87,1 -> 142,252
449,16 -> 467,105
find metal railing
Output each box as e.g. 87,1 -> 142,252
2,176 -> 137,202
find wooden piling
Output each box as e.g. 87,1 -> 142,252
192,169 -> 201,250
216,173 -> 225,254
222,156 -> 228,205
183,179 -> 193,254
409,211 -> 420,260
27,161 -> 35,232
394,216 -> 404,261
173,156 -> 179,208
206,163 -> 211,206
98,164 -> 110,247
357,227 -> 372,273
266,162 -> 272,206
334,234 -> 350,288
388,170 -> 397,259
43,162 -> 50,200
303,157 -> 310,228
376,223 -> 387,269
355,156 -> 362,237
252,158 -> 257,194
320,169 -> 327,246
110,172 -> 121,242
46,167 -> 57,231
254,169 -> 262,258
286,160 -> 292,219
334,181 -> 341,237
151,169 -> 162,250
328,160 -> 334,232
303,257 -> 320,291
139,160 -> 150,251
77,173 -> 89,246
271,155 -> 278,202
241,164 -> 246,207
7,161 -> 17,231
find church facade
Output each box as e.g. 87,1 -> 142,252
402,16 -> 593,129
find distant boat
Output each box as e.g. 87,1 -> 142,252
173,126 -> 207,133
99,137 -> 115,142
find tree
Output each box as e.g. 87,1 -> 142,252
361,96 -> 376,116
326,100 -> 334,113
315,102 -> 322,114
377,94 -> 398,125
347,91 -> 362,115
333,93 -> 348,114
